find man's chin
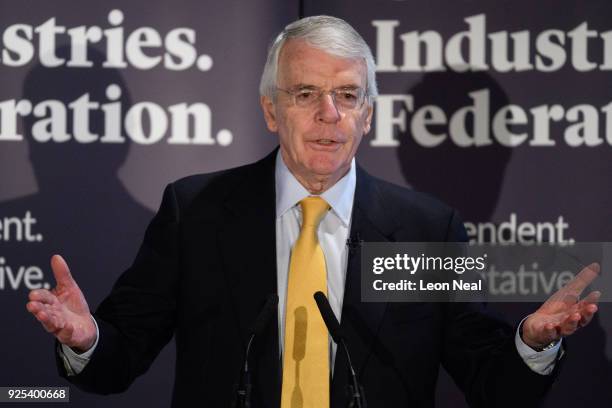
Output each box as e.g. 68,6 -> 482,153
306,160 -> 349,180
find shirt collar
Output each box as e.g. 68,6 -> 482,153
275,149 -> 356,227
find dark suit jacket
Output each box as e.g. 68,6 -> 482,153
59,149 -> 558,407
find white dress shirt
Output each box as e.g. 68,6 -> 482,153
61,150 -> 560,376
275,150 -> 355,371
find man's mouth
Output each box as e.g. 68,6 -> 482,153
308,139 -> 343,151
316,139 -> 335,145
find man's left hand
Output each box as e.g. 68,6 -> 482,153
522,263 -> 601,350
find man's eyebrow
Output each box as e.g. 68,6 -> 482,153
335,84 -> 361,90
290,83 -> 318,90
290,83 -> 362,90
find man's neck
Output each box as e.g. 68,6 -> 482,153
280,150 -> 349,195
291,172 -> 343,194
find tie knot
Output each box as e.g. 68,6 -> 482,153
299,197 -> 330,228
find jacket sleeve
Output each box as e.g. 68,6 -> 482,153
57,183 -> 180,394
440,209 -> 561,408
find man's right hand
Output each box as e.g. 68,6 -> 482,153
26,255 -> 97,353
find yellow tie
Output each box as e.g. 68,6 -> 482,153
281,197 -> 330,408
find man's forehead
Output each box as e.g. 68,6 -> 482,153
277,39 -> 366,86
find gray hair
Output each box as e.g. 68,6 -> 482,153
259,15 -> 378,103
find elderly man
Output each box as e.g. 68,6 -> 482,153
27,15 -> 599,408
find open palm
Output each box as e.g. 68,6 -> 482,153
26,255 -> 97,352
522,263 -> 601,349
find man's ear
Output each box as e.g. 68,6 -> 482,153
363,102 -> 373,135
261,95 -> 278,132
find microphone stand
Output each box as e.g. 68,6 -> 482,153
313,291 -> 366,408
232,294 -> 278,408
233,334 -> 254,408
341,337 -> 366,408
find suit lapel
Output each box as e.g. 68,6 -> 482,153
331,166 -> 396,407
218,150 -> 281,408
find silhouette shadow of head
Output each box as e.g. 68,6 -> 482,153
16,44 -> 153,294
22,44 -> 131,195
396,71 -> 513,222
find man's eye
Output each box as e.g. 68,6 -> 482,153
296,90 -> 316,101
337,91 -> 358,101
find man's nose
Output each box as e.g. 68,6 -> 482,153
316,93 -> 341,123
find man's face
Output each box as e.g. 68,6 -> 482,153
261,40 -> 373,189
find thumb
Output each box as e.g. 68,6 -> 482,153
50,254 -> 77,288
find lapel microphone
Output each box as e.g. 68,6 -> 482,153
232,294 -> 278,408
346,233 -> 363,251
313,291 -> 367,408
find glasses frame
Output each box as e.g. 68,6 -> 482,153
276,86 -> 368,111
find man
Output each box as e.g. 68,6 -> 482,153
27,16 -> 600,407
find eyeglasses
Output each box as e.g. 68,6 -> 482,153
276,86 -> 367,111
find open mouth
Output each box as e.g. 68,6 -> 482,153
309,139 -> 343,151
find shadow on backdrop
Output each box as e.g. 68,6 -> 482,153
395,71 -> 611,407
397,71 -> 511,222
0,46 -> 174,408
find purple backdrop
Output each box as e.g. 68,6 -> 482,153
0,1 -> 610,406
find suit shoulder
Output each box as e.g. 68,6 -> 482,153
371,175 -> 455,219
174,162 -> 253,197
160,160 -> 259,215
363,173 -> 466,241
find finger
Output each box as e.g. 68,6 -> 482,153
558,312 -> 581,336
577,298 -> 599,326
28,289 -> 58,305
560,293 -> 580,306
563,263 -> 600,297
26,300 -> 43,315
581,290 -> 602,305
34,310 -> 59,333
578,305 -> 598,327
49,311 -> 66,332
574,290 -> 601,323
50,254 -> 76,289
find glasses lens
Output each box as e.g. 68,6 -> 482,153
334,89 -> 363,109
294,89 -> 320,107
290,87 -> 365,110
